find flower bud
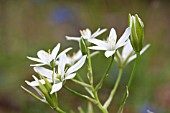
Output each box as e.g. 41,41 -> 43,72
129,14 -> 144,52
79,37 -> 87,55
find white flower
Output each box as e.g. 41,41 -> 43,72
25,54 -> 87,94
27,43 -> 72,67
115,40 -> 150,67
66,50 -> 82,65
65,28 -> 107,41
88,27 -> 131,58
66,50 -> 99,65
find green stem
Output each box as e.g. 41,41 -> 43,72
52,67 -> 55,84
64,86 -> 97,104
95,55 -> 114,91
54,107 -> 66,113
117,52 -> 140,113
71,79 -> 92,88
103,68 -> 123,109
87,48 -> 93,85
76,73 -> 84,82
92,88 -> 108,113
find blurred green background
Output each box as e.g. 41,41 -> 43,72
0,0 -> 170,113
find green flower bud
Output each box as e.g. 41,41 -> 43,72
79,37 -> 87,55
129,14 -> 144,52
41,77 -> 58,108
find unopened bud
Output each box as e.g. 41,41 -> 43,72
129,14 -> 144,52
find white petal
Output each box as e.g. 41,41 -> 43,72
84,28 -> 91,39
58,54 -> 67,76
91,28 -> 100,38
25,75 -> 46,87
127,54 -> 136,64
127,44 -> 150,64
27,56 -> 43,63
37,50 -> 52,64
34,67 -> 55,79
88,46 -> 108,50
88,39 -> 109,49
72,50 -> 82,62
65,73 -> 76,80
30,63 -> 45,67
25,80 -> 40,87
122,41 -> 133,59
104,50 -> 115,58
108,28 -> 117,45
116,27 -> 131,49
114,51 -> 122,64
92,28 -> 107,38
57,47 -> 72,59
51,43 -> 60,59
90,51 -> 99,57
140,44 -> 150,55
66,55 -> 87,74
50,82 -> 63,94
65,36 -> 80,41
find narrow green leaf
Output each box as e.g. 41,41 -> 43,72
21,86 -> 46,103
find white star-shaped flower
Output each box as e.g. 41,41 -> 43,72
25,54 -> 87,94
65,28 -> 107,41
66,50 -> 99,66
27,43 -> 72,67
88,27 -> 131,58
115,40 -> 150,67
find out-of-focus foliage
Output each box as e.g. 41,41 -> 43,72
0,0 -> 170,113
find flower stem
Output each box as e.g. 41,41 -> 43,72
103,68 -> 123,109
63,86 -> 97,104
95,55 -> 114,91
87,48 -> 93,85
54,107 -> 66,113
117,52 -> 140,113
71,79 -> 92,88
92,88 -> 108,113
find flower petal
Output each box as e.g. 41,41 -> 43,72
116,27 -> 131,49
30,63 -> 45,67
92,28 -> 107,38
88,46 -> 108,50
51,43 -> 60,59
127,44 -> 150,64
27,56 -> 43,63
34,67 -> 55,79
88,39 -> 109,49
57,47 -> 72,59
25,80 -> 40,87
50,82 -> 63,94
122,40 -> 133,59
104,50 -> 115,58
65,36 -> 80,41
37,50 -> 52,64
25,75 -> 46,87
66,55 -> 87,74
65,73 -> 76,80
140,44 -> 150,55
58,54 -> 67,76
72,50 -> 82,62
108,28 -> 117,45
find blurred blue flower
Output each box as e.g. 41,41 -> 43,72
140,103 -> 155,113
51,7 -> 74,24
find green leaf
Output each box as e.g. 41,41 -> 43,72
21,86 -> 46,103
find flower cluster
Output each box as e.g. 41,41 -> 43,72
22,14 -> 150,113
